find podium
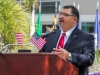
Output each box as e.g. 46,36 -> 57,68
0,53 -> 78,75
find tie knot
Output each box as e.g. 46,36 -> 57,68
62,33 -> 66,37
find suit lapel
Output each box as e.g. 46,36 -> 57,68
52,30 -> 61,48
64,27 -> 79,49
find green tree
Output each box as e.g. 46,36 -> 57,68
21,0 -> 38,12
0,0 -> 30,49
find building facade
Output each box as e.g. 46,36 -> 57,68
17,0 -> 100,34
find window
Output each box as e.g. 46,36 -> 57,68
36,1 -> 60,14
82,22 -> 94,33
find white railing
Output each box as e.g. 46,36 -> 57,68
0,43 -> 31,53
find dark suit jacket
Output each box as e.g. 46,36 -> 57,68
39,27 -> 95,75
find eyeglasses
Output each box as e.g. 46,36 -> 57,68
59,12 -> 74,17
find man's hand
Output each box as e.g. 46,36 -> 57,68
52,46 -> 70,60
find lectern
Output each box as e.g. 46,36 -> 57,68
0,53 -> 78,75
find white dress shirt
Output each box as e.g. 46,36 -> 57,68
56,26 -> 76,48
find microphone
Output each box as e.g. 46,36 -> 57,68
41,29 -> 57,38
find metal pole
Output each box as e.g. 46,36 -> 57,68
97,1 -> 99,9
39,0 -> 41,12
31,4 -> 35,37
54,1 -> 57,29
0,43 -> 31,53
73,1 -> 75,6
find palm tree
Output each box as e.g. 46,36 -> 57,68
21,0 -> 38,12
0,0 -> 31,50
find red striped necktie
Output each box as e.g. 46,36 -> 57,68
57,33 -> 66,48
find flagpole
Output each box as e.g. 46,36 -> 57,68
78,4 -> 80,10
39,0 -> 42,34
35,0 -> 42,36
39,0 -> 41,13
97,1 -> 100,49
31,4 -> 35,37
54,1 -> 57,29
73,1 -> 75,6
97,1 -> 99,9
59,3 -> 60,12
94,1 -> 100,50
94,9 -> 98,50
77,4 -> 81,29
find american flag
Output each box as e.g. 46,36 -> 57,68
30,32 -> 46,50
15,33 -> 23,44
94,9 -> 100,50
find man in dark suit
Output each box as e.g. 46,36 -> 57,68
39,5 -> 95,75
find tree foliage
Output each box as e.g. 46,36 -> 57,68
0,0 -> 30,47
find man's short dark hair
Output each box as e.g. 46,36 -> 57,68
63,5 -> 79,23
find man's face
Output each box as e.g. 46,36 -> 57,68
58,8 -> 77,32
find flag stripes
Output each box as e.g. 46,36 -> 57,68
30,32 -> 46,50
15,33 -> 23,44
